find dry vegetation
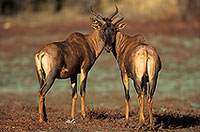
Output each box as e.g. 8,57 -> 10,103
1,0 -> 200,22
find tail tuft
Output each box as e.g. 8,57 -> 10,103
35,53 -> 45,87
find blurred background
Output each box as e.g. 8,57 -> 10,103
0,0 -> 200,21
0,0 -> 200,99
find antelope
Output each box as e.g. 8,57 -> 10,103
34,9 -> 117,123
91,6 -> 162,130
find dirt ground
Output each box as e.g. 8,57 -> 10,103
0,92 -> 199,132
0,16 -> 200,131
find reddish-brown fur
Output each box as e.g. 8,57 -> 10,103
91,6 -> 162,130
34,6 -> 123,123
35,30 -> 105,123
113,32 -> 161,130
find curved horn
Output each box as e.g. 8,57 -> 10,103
113,16 -> 124,25
90,17 -> 103,26
108,5 -> 118,20
90,6 -> 104,21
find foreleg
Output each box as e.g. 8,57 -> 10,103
80,68 -> 88,118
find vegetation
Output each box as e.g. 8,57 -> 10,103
0,0 -> 200,21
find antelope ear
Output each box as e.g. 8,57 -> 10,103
91,24 -> 101,30
117,23 -> 127,30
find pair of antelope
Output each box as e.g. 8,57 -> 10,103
34,6 -> 161,130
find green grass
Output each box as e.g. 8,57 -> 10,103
0,33 -> 199,98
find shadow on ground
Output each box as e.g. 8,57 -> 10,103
154,113 -> 200,130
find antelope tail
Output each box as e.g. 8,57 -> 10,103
34,53 -> 45,87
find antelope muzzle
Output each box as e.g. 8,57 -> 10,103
104,27 -> 113,52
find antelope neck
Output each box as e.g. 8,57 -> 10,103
86,30 -> 104,58
113,32 -> 128,60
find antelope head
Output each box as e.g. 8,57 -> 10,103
90,5 -> 126,52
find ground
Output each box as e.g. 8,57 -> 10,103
0,92 -> 199,131
0,16 -> 200,131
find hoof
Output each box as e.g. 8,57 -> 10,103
123,122 -> 129,128
149,123 -> 155,131
137,122 -> 147,131
81,113 -> 86,119
39,117 -> 47,123
39,119 -> 43,123
80,116 -> 86,121
123,119 -> 129,128
66,119 -> 76,124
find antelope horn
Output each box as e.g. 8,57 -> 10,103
90,6 -> 104,21
113,16 -> 124,25
90,17 -> 102,26
111,17 -> 119,22
108,5 -> 118,20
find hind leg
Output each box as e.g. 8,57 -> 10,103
133,77 -> 145,130
39,90 -> 47,123
142,75 -> 148,97
38,68 -> 57,123
121,71 -> 130,124
70,74 -> 77,120
148,74 -> 158,130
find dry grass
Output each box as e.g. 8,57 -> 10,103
0,0 -> 181,24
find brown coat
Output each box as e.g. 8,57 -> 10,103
34,30 -> 105,122
114,32 -> 161,80
112,32 -> 161,129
